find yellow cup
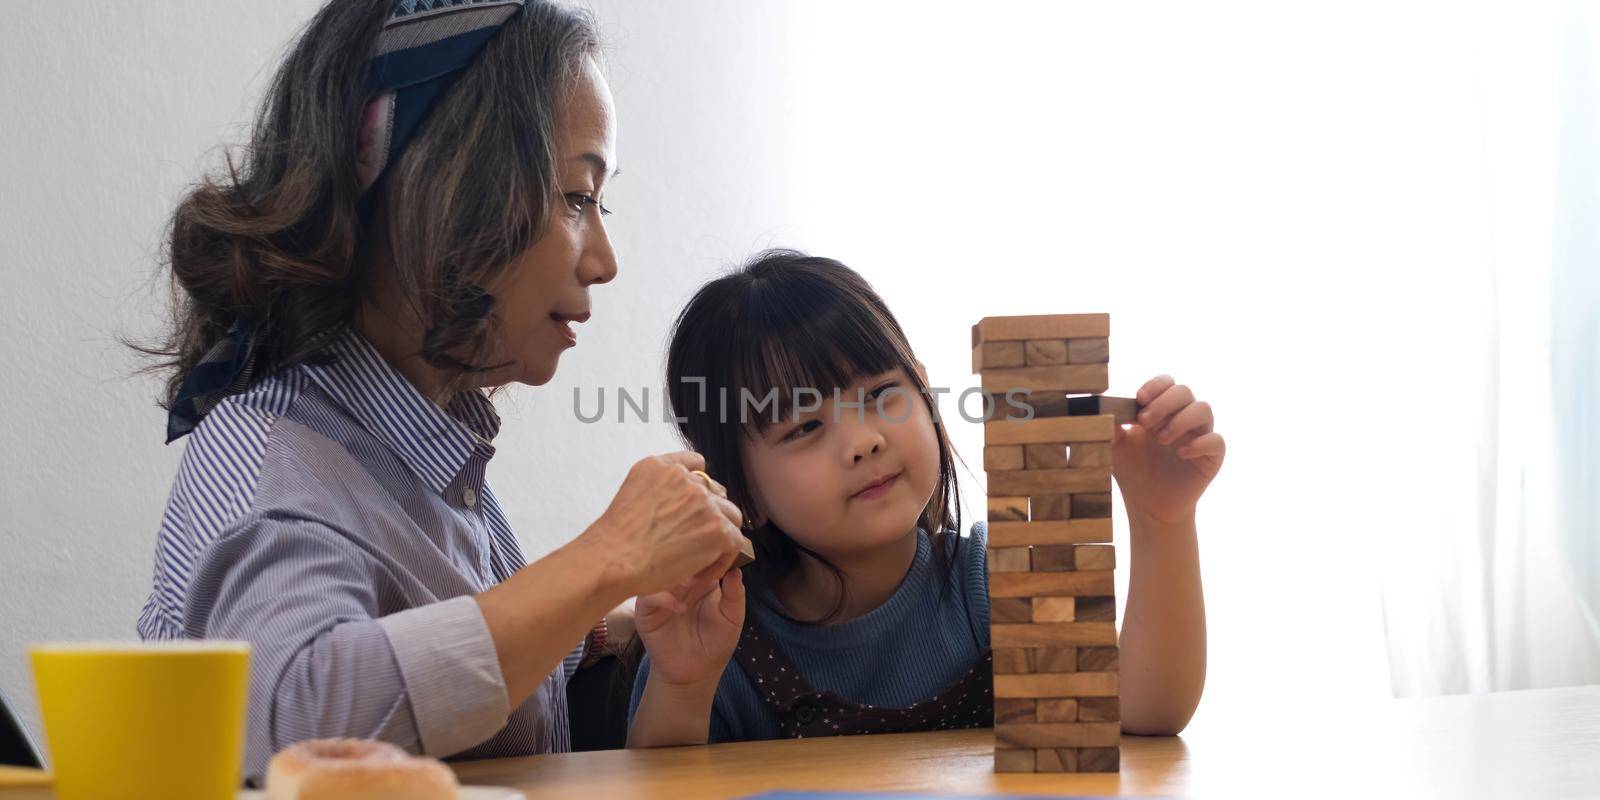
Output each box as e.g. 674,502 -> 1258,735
30,641 -> 250,800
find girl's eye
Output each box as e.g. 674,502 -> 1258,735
870,381 -> 900,400
784,420 -> 821,442
564,192 -> 613,217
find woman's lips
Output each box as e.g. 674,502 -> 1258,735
550,313 -> 585,346
852,472 -> 901,501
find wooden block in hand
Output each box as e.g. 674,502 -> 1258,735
734,536 -> 755,568
975,314 -> 1110,343
984,445 -> 1025,472
987,496 -> 1029,523
1067,337 -> 1110,364
1023,339 -> 1069,366
988,546 -> 1032,573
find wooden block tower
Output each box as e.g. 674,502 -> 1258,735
973,313 -> 1124,774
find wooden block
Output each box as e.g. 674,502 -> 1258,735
987,468 -> 1112,497
1079,747 -> 1120,772
993,747 -> 1036,773
1070,492 -> 1112,519
984,445 -> 1024,471
1096,395 -> 1140,424
991,597 -> 1033,624
1023,339 -> 1069,365
1035,748 -> 1078,772
1032,597 -> 1075,622
1074,544 -> 1116,571
1078,646 -> 1120,672
988,546 -> 1032,573
735,536 -> 756,568
984,416 -> 1114,446
992,647 -> 1078,674
975,314 -> 1110,343
1027,494 -> 1070,521
987,519 -> 1110,547
998,672 -> 1113,697
987,496 -> 1029,523
1036,698 -> 1079,723
990,570 -> 1115,598
973,340 -> 1025,371
1067,442 -> 1112,467
1077,697 -> 1120,723
980,364 -> 1108,396
1075,596 -> 1116,622
1067,337 -> 1110,364
1023,444 -> 1069,470
991,622 -> 1117,649
994,721 -> 1121,748
1031,545 -> 1075,572
994,698 -> 1036,725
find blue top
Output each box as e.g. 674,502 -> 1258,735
630,523 -> 991,742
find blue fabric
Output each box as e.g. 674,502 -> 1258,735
630,523 -> 992,743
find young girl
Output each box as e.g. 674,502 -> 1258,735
626,250 -> 1221,745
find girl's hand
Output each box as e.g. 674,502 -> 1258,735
635,568 -> 745,688
1111,375 -> 1226,525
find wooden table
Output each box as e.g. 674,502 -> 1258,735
455,685 -> 1600,798
3,686 -> 1595,798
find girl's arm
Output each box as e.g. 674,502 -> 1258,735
625,568 -> 745,747
1118,509 -> 1206,734
628,673 -> 722,747
1110,374 -> 1225,735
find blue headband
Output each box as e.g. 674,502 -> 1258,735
165,0 -> 523,443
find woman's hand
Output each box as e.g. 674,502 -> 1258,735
581,452 -> 745,601
1111,375 -> 1225,525
636,568 -> 745,688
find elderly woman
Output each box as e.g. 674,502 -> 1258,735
137,0 -> 744,780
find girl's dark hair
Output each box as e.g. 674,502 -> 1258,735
665,249 -> 965,622
140,0 -> 602,405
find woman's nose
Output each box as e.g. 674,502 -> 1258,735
579,223 -> 619,286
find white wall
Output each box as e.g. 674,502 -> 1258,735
4,0 -> 1593,753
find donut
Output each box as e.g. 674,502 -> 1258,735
265,738 -> 458,800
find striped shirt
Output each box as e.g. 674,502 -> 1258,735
138,327 -> 576,782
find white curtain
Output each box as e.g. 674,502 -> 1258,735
1379,0 -> 1600,695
